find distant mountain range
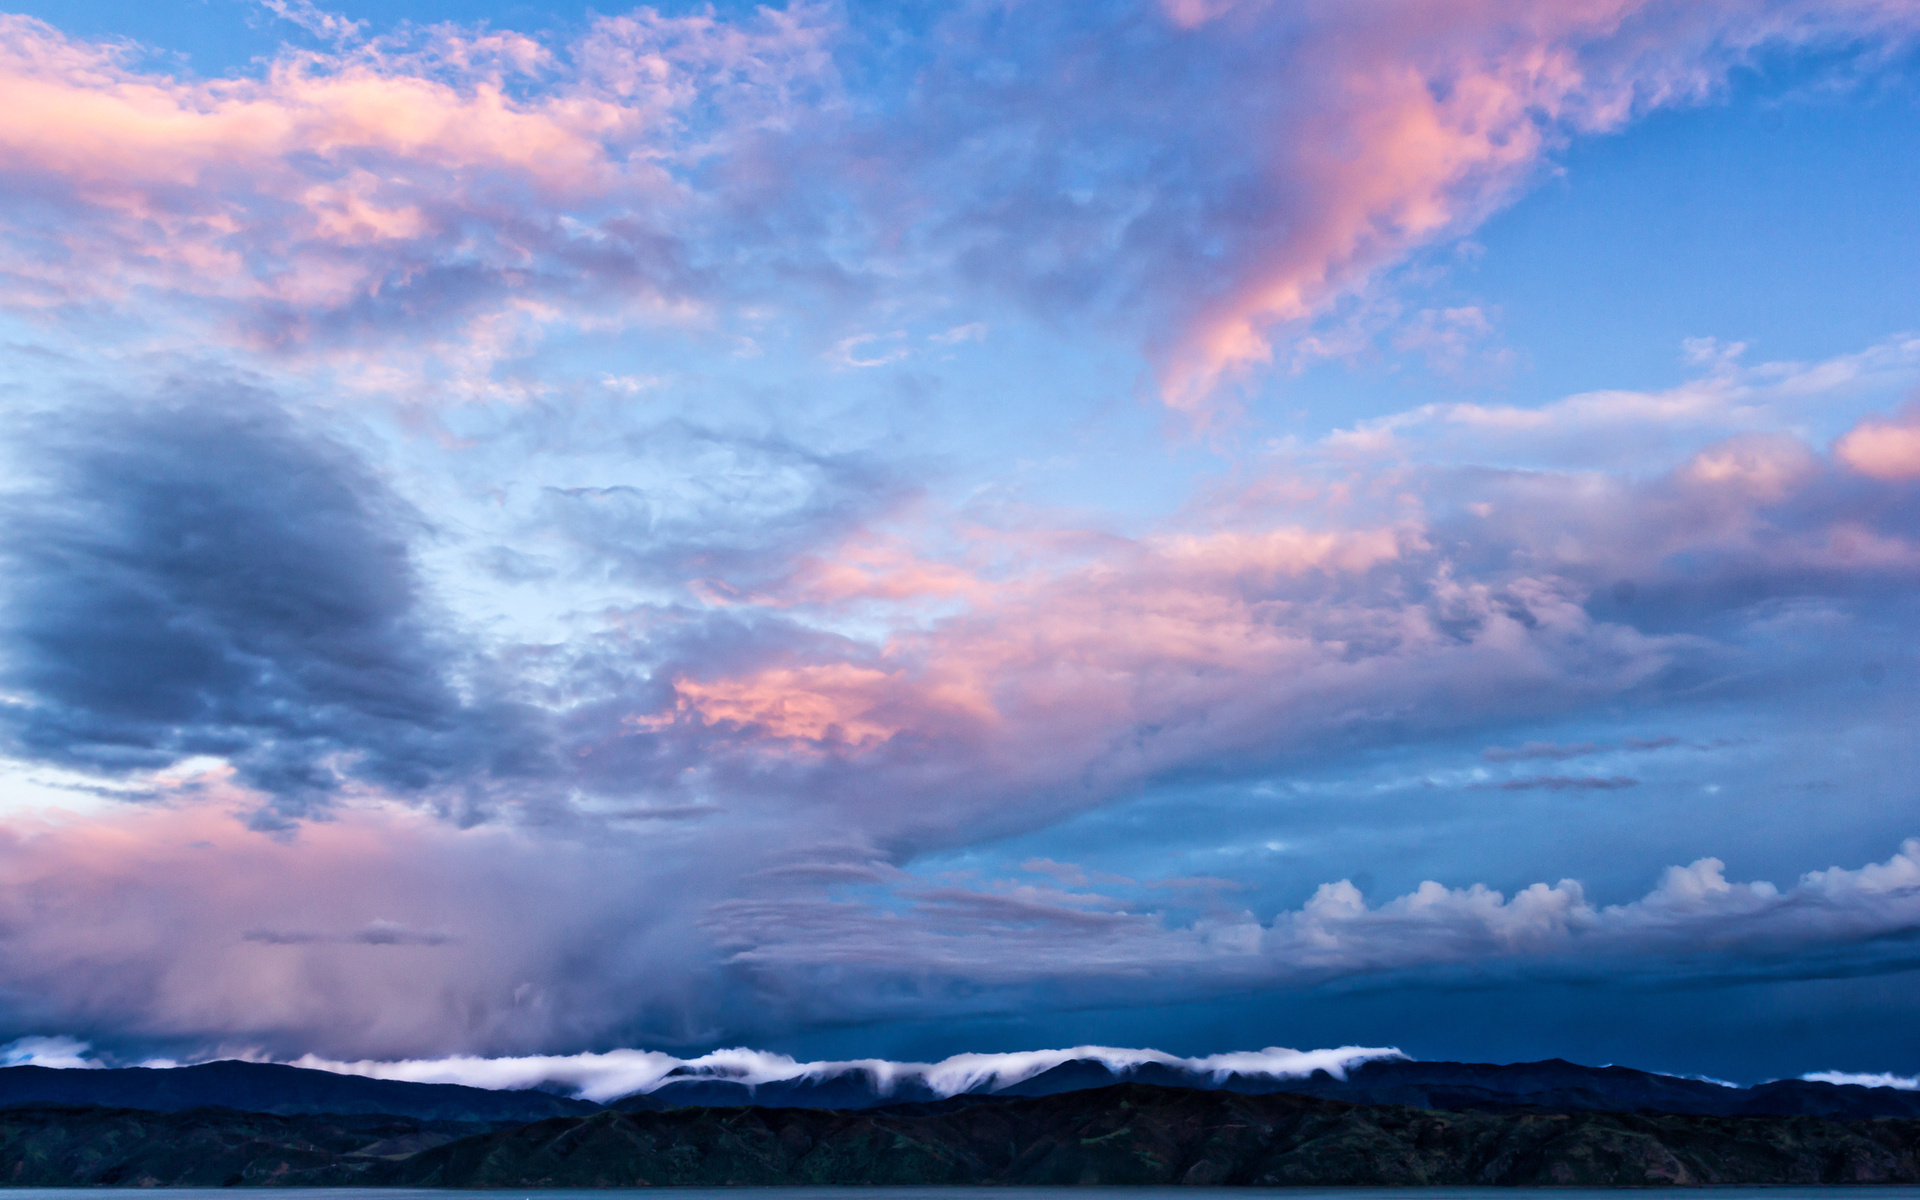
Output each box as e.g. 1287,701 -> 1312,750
4,1083 -> 1918,1187
615,1054 -> 1920,1120
0,1061 -> 595,1123
5,1052 -> 1919,1122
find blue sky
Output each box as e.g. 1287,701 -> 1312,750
0,0 -> 1917,1086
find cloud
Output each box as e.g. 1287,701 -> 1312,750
930,322 -> 987,345
243,920 -> 457,946
293,1043 -> 1404,1103
527,422 -> 910,599
0,5 -> 836,375
1483,741 -> 1602,762
1624,736 -> 1682,751
1483,737 -> 1683,761
0,393 -> 555,824
1803,1070 -> 1920,1090
1,759 -> 1916,1059
831,332 -> 911,368
0,799 -> 744,1058
353,919 -> 457,946
1321,335 -> 1920,471
256,0 -> 365,44
883,1 -> 1920,413
1836,406 -> 1920,480
0,1 -> 1918,1071
3,3 -> 1914,414
703,840 -> 1920,1024
0,335 -> 1916,1055
0,1035 -> 99,1069
1392,306 -> 1512,378
588,402 -> 1920,855
1491,775 -> 1638,791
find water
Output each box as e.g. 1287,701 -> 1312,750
3,1182 -> 1920,1190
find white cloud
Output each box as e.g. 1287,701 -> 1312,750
705,840 -> 1920,1012
831,333 -> 911,368
256,0 -> 365,43
292,1043 -> 1402,1103
0,1035 -> 100,1068
1315,334 -> 1920,471
1802,1070 -> 1920,1091
931,323 -> 988,345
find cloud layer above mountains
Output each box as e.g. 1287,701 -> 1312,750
289,1043 -> 1406,1104
0,0 -> 1917,1081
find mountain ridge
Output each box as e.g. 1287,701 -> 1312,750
0,1061 -> 595,1123
4,1083 -> 1920,1186
613,1054 -> 1920,1119
6,1054 -> 1920,1123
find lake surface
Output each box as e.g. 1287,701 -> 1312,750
3,1182 -> 1920,1190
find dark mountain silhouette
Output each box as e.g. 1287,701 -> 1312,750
0,1061 -> 595,1122
1267,1057 -> 1920,1119
5,1084 -> 1920,1187
611,1055 -> 1920,1119
7,1054 -> 1919,1128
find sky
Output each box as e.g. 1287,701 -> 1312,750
0,0 -> 1918,1088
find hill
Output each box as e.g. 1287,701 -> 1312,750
8,1054 -> 1920,1128
4,1083 -> 1920,1186
612,1054 -> 1920,1119
0,1061 -> 595,1123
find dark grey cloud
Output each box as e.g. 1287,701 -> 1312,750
242,920 -> 455,947
1494,776 -> 1639,792
1624,735 -> 1683,751
1482,741 -> 1601,762
1478,736 -> 1694,763
0,393 -> 545,822
350,919 -> 458,946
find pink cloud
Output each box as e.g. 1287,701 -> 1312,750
668,661 -> 994,748
1836,407 -> 1920,480
780,535 -> 993,607
573,409 -> 1920,861
0,7 -> 834,342
1,0 -> 1915,410
0,789 -> 745,1057
1126,0 -> 1920,411
632,502 -> 1661,845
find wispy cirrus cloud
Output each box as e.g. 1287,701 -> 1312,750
874,0 -> 1920,414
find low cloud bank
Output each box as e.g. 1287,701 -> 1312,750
292,1044 -> 1405,1104
1803,1071 -> 1920,1091
0,1036 -> 99,1069
18,1035 -> 1920,1103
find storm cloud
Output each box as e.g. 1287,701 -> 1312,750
0,396 -> 542,822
